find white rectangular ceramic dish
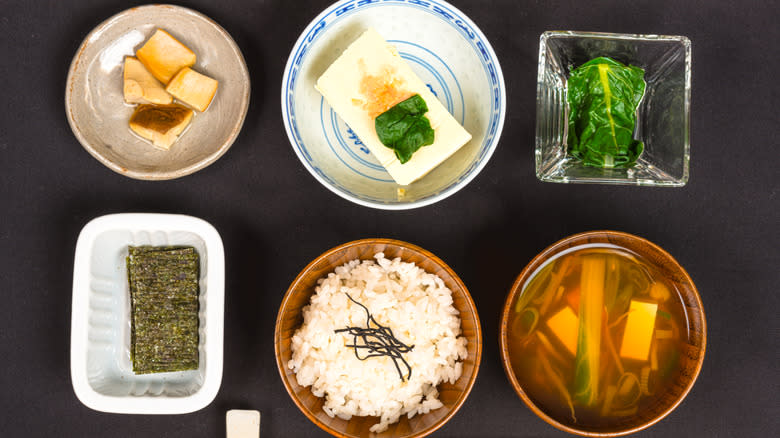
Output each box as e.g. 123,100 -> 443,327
70,213 -> 224,414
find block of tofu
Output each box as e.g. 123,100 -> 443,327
619,300 -> 658,361
315,29 -> 472,185
546,306 -> 579,356
129,104 -> 193,150
166,67 -> 219,112
136,29 -> 196,84
123,57 -> 172,105
226,410 -> 260,438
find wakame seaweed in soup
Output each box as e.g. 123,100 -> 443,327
567,57 -> 646,168
127,246 -> 199,374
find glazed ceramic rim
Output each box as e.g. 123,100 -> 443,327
498,230 -> 707,436
70,213 -> 225,414
64,4 -> 250,180
280,0 -> 506,210
274,238 -> 483,437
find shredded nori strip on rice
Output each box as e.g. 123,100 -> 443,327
127,246 -> 200,374
335,293 -> 415,381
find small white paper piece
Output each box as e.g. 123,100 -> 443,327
226,409 -> 261,438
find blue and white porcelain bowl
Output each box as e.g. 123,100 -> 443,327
282,0 -> 506,209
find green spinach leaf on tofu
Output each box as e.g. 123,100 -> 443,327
567,57 -> 646,168
375,94 -> 435,164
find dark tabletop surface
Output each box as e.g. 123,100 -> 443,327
1,0 -> 778,436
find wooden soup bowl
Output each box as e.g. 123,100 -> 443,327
275,239 -> 482,437
499,231 -> 706,436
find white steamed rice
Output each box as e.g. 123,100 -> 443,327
288,252 -> 468,433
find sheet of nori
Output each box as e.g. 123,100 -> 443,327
127,246 -> 200,374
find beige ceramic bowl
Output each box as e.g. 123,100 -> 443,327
65,4 -> 250,180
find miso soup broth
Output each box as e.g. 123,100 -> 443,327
507,245 -> 690,431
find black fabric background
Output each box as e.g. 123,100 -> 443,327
1,0 -> 777,436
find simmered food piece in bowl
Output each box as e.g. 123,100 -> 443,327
288,253 -> 467,433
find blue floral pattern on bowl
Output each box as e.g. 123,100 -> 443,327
282,0 -> 505,209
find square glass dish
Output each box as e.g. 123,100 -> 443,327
536,31 -> 691,186
70,213 -> 224,414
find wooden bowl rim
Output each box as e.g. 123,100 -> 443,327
498,230 -> 707,437
275,238 -> 483,438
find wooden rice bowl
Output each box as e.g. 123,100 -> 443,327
275,238 -> 482,438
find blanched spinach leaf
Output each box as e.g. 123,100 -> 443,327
567,57 -> 646,168
375,94 -> 435,164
